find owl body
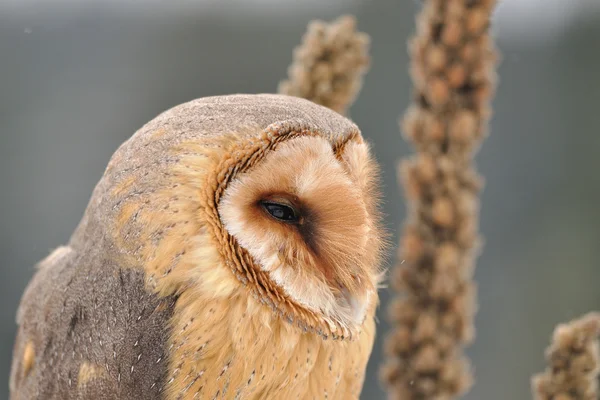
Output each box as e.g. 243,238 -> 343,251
10,94 -> 384,399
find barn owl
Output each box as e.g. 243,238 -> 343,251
10,94 -> 385,400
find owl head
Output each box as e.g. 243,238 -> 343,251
74,94 -> 386,340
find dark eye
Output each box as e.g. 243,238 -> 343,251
260,201 -> 300,223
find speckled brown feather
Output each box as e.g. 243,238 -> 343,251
10,246 -> 177,399
10,94 -> 383,399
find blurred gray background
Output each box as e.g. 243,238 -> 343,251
1,0 -> 599,399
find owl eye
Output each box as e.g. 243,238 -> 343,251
260,201 -> 300,223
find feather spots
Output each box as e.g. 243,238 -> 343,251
21,341 -> 35,378
217,361 -> 232,380
77,362 -> 106,387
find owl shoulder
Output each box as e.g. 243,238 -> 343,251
10,245 -> 177,400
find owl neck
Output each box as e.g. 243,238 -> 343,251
161,274 -> 376,399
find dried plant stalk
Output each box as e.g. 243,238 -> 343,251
278,15 -> 370,115
381,0 -> 498,398
532,312 -> 600,400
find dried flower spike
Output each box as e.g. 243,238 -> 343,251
278,15 -> 370,115
532,312 -> 600,400
381,0 -> 498,398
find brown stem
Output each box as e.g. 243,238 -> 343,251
380,1 -> 498,398
532,312 -> 600,400
278,15 -> 370,115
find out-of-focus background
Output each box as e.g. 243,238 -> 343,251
1,0 -> 599,398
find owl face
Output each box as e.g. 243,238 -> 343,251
218,134 -> 383,333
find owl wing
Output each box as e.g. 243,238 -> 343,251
10,246 -> 177,400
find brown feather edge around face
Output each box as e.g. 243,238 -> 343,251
185,120 -> 371,341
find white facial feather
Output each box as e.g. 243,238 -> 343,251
218,136 -> 379,330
